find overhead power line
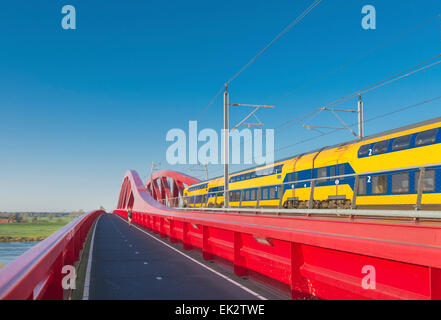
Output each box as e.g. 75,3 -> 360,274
324,53 -> 441,109
225,0 -> 322,86
275,94 -> 441,153
194,93 -> 441,178
277,53 -> 441,134
282,14 -> 440,98
196,0 -> 322,121
217,52 -> 441,160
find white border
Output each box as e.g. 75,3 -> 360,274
82,214 -> 102,300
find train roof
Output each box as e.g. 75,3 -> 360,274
187,116 -> 441,187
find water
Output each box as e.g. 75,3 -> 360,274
0,241 -> 40,266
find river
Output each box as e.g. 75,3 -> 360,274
0,241 -> 40,267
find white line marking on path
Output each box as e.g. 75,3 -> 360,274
115,214 -> 267,300
82,214 -> 103,300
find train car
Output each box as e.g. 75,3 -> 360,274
183,181 -> 208,208
184,117 -> 441,210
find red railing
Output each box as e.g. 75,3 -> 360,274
114,208 -> 441,300
0,210 -> 104,300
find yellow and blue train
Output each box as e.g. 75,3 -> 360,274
184,117 -> 441,210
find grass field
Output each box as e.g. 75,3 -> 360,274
0,217 -> 76,242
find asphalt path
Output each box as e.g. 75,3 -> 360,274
88,214 -> 264,300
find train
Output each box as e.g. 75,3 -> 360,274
183,117 -> 441,210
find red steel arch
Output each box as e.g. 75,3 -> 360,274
146,170 -> 200,206
116,170 -> 200,210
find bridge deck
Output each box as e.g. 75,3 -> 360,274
87,214 -> 265,300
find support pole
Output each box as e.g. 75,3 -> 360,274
224,84 -> 229,208
416,167 -> 426,211
149,162 -> 155,195
358,94 -> 364,139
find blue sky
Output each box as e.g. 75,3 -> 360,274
0,0 -> 440,211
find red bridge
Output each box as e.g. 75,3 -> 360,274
1,169 -> 441,300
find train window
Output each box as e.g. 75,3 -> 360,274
262,188 -> 269,200
415,170 -> 436,192
330,166 -> 336,178
235,191 -> 240,201
392,172 -> 409,193
317,167 -> 327,181
251,189 -> 256,201
392,135 -> 411,151
339,164 -> 345,176
358,177 -> 367,195
415,129 -> 438,146
246,190 -> 251,201
372,175 -> 387,194
358,145 -> 371,156
373,141 -> 389,155
269,187 -> 276,199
